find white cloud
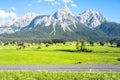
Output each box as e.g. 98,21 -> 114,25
62,0 -> 77,8
51,1 -> 60,5
37,0 -> 75,6
71,4 -> 77,7
9,11 -> 17,19
0,10 -> 17,19
42,0 -> 60,5
37,0 -> 60,5
63,0 -> 73,3
0,10 -> 9,18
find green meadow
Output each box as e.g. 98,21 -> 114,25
0,72 -> 119,80
0,42 -> 120,65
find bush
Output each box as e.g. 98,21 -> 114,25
89,41 -> 94,46
116,43 -> 120,47
76,40 -> 80,51
80,41 -> 86,51
75,61 -> 82,64
46,43 -> 49,47
99,41 -> 105,46
37,46 -> 41,49
117,58 -> 120,61
76,40 -> 92,52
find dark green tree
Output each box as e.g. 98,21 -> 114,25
76,40 -> 80,51
80,40 -> 86,51
89,41 -> 94,46
45,43 -> 49,47
76,40 -> 92,52
37,41 -> 42,49
109,40 -> 113,46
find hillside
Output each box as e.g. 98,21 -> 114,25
95,22 -> 120,38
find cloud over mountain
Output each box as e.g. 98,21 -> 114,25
0,10 -> 16,19
63,0 -> 73,3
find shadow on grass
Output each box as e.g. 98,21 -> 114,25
110,45 -> 120,48
75,61 -> 82,64
117,58 -> 120,61
55,49 -> 75,52
55,49 -> 93,53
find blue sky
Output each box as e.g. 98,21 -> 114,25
0,0 -> 119,23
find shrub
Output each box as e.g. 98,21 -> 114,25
46,43 -> 49,47
117,58 -> 120,61
99,41 -> 105,46
76,40 -> 92,52
37,46 -> 41,49
89,41 -> 94,46
76,40 -> 80,51
116,43 -> 120,47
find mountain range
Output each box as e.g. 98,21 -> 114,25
0,5 -> 119,41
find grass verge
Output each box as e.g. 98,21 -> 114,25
0,72 -> 119,80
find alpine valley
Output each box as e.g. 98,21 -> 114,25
0,5 -> 120,41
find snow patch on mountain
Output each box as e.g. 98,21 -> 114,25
53,5 -> 77,32
34,15 -> 52,27
77,9 -> 106,28
12,12 -> 39,27
0,20 -> 13,27
0,6 -> 108,34
0,12 -> 38,34
25,5 -> 78,35
0,27 -> 14,34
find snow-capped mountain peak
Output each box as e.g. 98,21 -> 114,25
12,12 -> 39,27
0,12 -> 38,34
77,9 -> 106,28
0,6 -> 108,34
24,5 -> 78,35
52,5 -> 77,32
53,5 -> 74,19
0,12 -> 38,27
23,12 -> 38,18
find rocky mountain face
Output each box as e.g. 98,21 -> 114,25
23,5 -> 78,35
0,6 -> 109,41
53,5 -> 77,31
95,22 -> 120,37
0,5 -> 107,34
77,9 -> 106,28
0,13 -> 38,34
0,5 -> 119,41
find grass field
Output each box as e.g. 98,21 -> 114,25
0,72 -> 119,80
0,42 -> 120,65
